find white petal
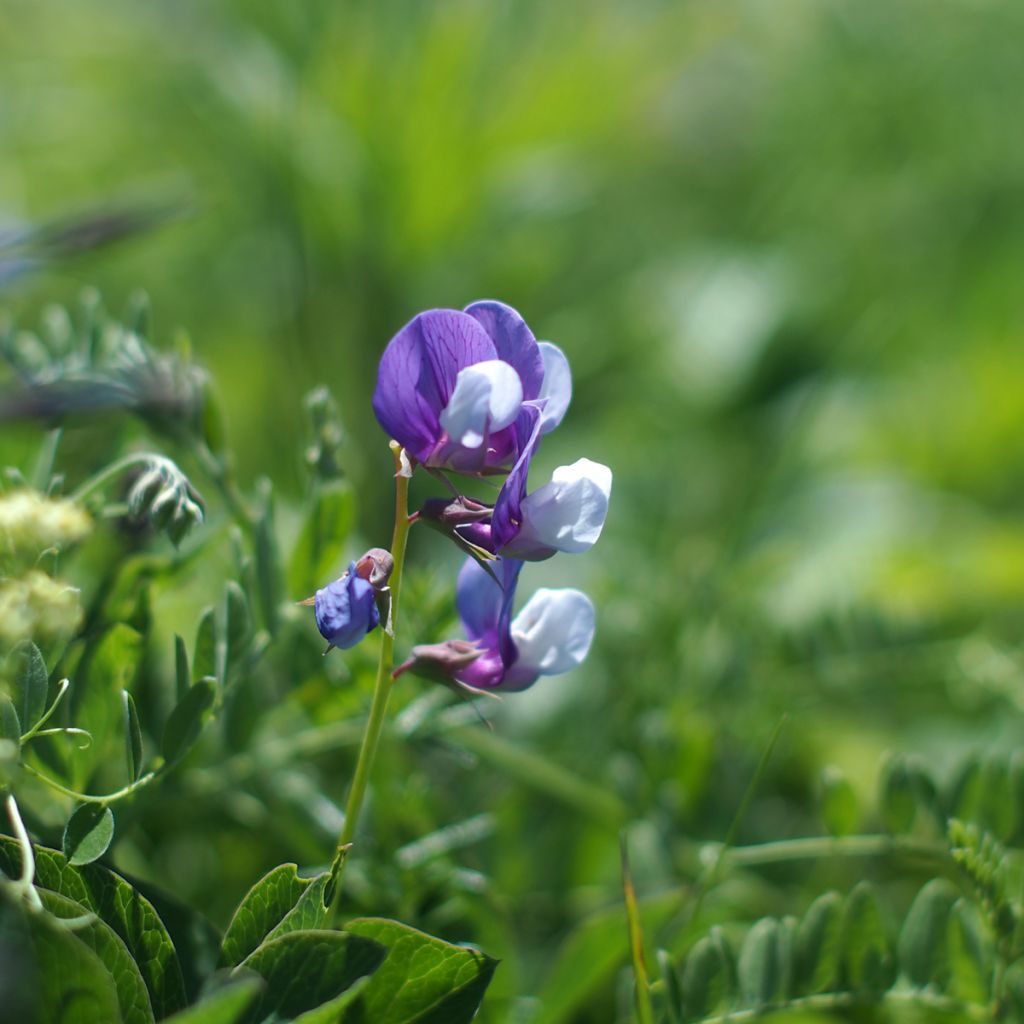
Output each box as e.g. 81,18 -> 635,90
536,342 -> 572,434
440,359 -> 523,449
513,458 -> 612,556
511,587 -> 595,676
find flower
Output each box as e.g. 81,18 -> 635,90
372,300 -> 571,474
450,556 -> 595,692
313,563 -> 380,651
417,458 -> 612,562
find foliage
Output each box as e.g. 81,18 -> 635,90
3,1 -> 1024,1020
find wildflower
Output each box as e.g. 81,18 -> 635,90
0,490 -> 91,563
372,301 -> 571,474
0,571 -> 83,646
311,563 -> 380,652
447,556 -> 595,692
416,458 -> 612,562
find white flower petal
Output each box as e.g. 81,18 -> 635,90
511,458 -> 612,557
439,359 -> 523,449
536,342 -> 572,434
511,587 -> 595,676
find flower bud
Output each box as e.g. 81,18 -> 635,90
354,547 -> 394,591
392,639 -> 484,682
312,563 -> 380,651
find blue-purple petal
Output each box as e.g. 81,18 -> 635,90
491,405 -> 544,552
315,565 -> 380,649
373,309 -> 496,462
464,300 -> 545,402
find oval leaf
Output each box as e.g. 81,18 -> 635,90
0,834 -> 187,1016
841,881 -> 895,994
174,633 -> 190,702
11,641 -> 48,733
341,917 -> 499,1024
681,927 -> 735,1021
162,679 -> 216,766
899,878 -> 959,988
738,917 -> 782,1009
821,766 -> 859,837
39,887 -> 155,1024
241,928 -> 386,1020
947,898 -> 992,1003
220,864 -> 324,968
122,690 -> 143,782
193,607 -> 217,683
64,803 -> 115,866
795,891 -> 844,994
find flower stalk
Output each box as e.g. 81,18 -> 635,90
328,441 -> 411,921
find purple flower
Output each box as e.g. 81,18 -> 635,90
372,301 -> 571,474
452,556 -> 595,692
422,457 -> 612,562
314,563 -> 380,650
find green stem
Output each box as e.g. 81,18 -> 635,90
328,442 -> 411,922
21,762 -> 157,804
690,989 -> 992,1023
719,833 -> 950,869
69,452 -> 160,504
622,836 -> 655,1024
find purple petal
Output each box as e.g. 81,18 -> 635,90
456,555 -> 504,643
315,564 -> 380,649
464,300 -> 545,402
491,405 -> 544,552
373,309 -> 496,461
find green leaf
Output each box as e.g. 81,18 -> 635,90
240,928 -> 386,1021
73,624 -> 144,788
291,977 -> 371,1024
655,949 -> 684,1024
255,487 -> 283,634
193,607 -> 217,683
175,633 -> 191,702
340,917 -> 498,1024
11,641 -> 48,733
288,480 -> 355,598
219,864 -> 326,968
161,977 -> 263,1024
947,898 -> 992,1002
681,927 -> 735,1021
39,887 -> 155,1024
63,803 -> 115,865
0,886 -> 123,1024
820,766 -> 859,837
840,881 -> 894,994
224,581 -> 251,674
737,917 -> 783,1009
162,679 -> 216,766
123,690 -> 143,782
898,878 -> 959,988
880,753 -> 936,834
795,891 -> 844,994
0,694 -> 20,746
0,834 -> 188,1017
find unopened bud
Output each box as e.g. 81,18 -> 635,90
417,496 -> 492,529
354,548 -> 393,591
393,639 -> 484,682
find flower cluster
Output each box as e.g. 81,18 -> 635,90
310,300 -> 610,693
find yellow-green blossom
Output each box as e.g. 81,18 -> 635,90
0,571 -> 84,647
0,490 -> 92,563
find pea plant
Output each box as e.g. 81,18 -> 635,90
0,293 -> 610,1023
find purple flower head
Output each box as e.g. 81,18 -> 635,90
314,562 -> 380,650
372,301 -> 572,474
423,458 -> 612,563
453,556 -> 595,692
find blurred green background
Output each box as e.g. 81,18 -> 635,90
4,0 -> 1024,1019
